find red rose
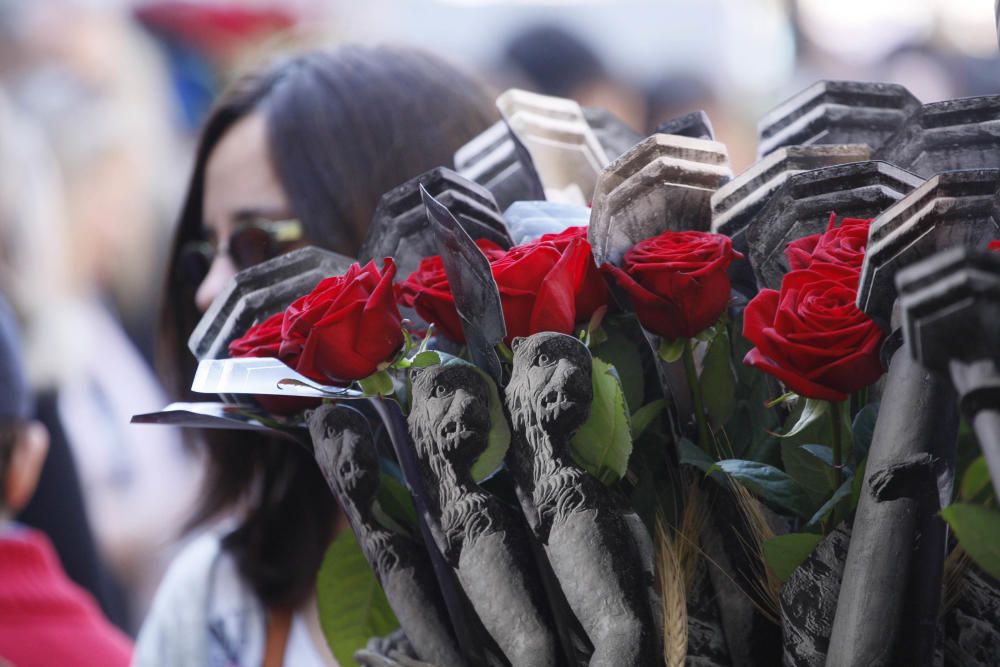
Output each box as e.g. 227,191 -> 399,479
536,227 -> 609,319
742,263 -> 884,402
397,228 -> 608,343
281,259 -> 403,383
786,213 -> 872,271
602,231 -> 742,340
229,311 -> 288,360
228,311 -> 313,414
397,239 -> 507,342
988,240 -> 1000,251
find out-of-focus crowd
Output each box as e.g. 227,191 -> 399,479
0,0 -> 995,654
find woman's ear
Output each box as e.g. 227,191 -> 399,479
5,421 -> 49,515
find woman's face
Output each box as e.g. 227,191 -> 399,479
195,112 -> 296,312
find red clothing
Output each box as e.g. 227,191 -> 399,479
0,526 -> 132,667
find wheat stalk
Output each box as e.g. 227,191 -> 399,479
727,481 -> 782,623
657,521 -> 688,667
656,480 -> 711,666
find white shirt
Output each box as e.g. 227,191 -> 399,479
133,531 -> 336,667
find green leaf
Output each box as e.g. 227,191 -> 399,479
317,531 -> 399,666
781,442 -> 839,506
394,349 -> 440,369
724,366 -> 781,462
658,337 -> 686,363
631,399 -> 665,440
472,366 -> 511,482
586,325 -> 609,348
695,323 -> 719,343
701,329 -> 736,427
496,342 -> 514,363
781,398 -> 829,439
418,324 -> 435,351
851,402 -> 879,462
709,459 -> 816,518
358,370 -> 394,396
766,391 -> 798,409
763,533 -> 823,582
805,476 -> 854,530
941,503 -> 1000,580
375,471 -> 416,533
571,358 -> 633,485
411,350 -> 443,368
679,437 -> 716,472
592,322 -> 644,412
960,457 -> 991,502
799,444 -> 836,467
744,434 -> 782,469
448,361 -> 510,482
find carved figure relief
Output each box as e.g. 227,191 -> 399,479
408,363 -> 560,667
308,404 -> 463,667
505,332 -> 659,667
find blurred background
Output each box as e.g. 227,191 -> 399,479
0,0 -> 996,637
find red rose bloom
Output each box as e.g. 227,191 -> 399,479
281,259 -> 403,383
397,239 -> 507,342
742,263 -> 885,402
536,227 -> 609,319
228,311 -> 312,414
228,311 -> 288,360
988,240 -> 1000,251
397,228 -> 608,343
602,231 -> 742,340
785,213 -> 872,271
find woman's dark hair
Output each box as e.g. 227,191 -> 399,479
157,45 -> 497,609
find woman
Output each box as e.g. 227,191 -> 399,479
135,46 -> 496,666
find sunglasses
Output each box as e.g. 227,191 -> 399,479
177,217 -> 304,286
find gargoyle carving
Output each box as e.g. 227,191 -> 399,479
505,332 -> 659,667
308,404 -> 463,667
409,363 -> 560,667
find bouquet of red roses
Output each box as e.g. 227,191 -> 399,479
136,82 -> 1000,667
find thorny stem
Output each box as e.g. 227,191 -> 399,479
682,339 -> 714,458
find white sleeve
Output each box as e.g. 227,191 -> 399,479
131,534 -> 221,667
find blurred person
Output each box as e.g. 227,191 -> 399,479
138,45 -> 496,666
643,71 -> 757,171
0,2 -> 201,632
1,0 -> 185,358
0,294 -> 132,667
0,85 -> 128,627
135,0 -> 298,130
644,72 -> 716,132
879,42 -> 961,102
501,24 -> 647,133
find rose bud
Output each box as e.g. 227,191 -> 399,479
602,230 -> 742,340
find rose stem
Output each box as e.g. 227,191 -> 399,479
682,338 -> 714,457
830,400 -> 843,486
